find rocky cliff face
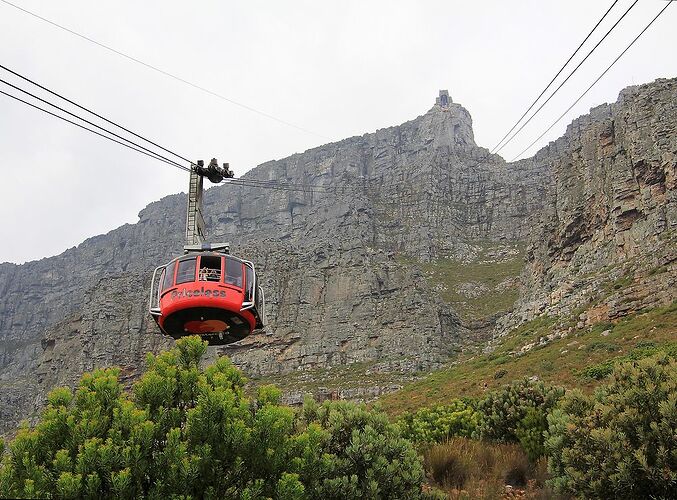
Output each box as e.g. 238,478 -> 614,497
499,78 -> 676,337
1,80 -> 675,435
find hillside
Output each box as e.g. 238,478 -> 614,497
1,78 -> 675,435
380,302 -> 677,415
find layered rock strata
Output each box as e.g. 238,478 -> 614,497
2,78 -> 675,435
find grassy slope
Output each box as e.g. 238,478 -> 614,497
422,255 -> 524,321
379,302 -> 677,415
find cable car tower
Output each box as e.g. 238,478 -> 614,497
149,159 -> 266,345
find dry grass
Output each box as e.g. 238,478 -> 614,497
423,438 -> 563,499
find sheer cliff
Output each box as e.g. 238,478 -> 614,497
499,78 -> 676,337
1,79 -> 675,434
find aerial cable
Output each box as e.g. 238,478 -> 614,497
225,177 -> 331,190
510,0 -> 672,161
221,178 -> 333,194
491,0 -> 620,153
0,79 -> 333,191
0,63 -> 193,165
0,89 -> 190,172
0,0 -> 329,141
493,0 -> 640,155
0,76 -> 191,171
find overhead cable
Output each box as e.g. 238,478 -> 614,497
490,0 -> 620,153
494,0 -> 640,155
0,0 -> 329,140
0,89 -> 190,171
0,63 -> 193,165
0,76 -> 190,171
510,1 -> 672,161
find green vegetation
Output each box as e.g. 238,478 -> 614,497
397,243 -> 525,321
581,340 -> 677,380
421,252 -> 524,320
476,378 -> 564,462
0,337 -> 428,499
397,400 -> 480,444
380,302 -> 677,415
401,355 -> 677,498
2,335 -> 675,498
546,355 -> 677,498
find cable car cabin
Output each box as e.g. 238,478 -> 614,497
149,252 -> 265,345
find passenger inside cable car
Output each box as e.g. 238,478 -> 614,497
198,255 -> 222,282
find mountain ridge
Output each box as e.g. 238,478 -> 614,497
1,78 -> 675,435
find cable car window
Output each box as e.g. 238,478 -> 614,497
175,258 -> 197,284
225,257 -> 243,287
198,255 -> 222,282
162,261 -> 176,291
245,265 -> 255,301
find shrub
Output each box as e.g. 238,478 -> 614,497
0,337 -> 428,499
397,400 -> 480,444
476,378 -> 564,461
514,407 -> 548,462
545,354 -> 677,499
581,340 -> 677,380
299,398 -> 427,498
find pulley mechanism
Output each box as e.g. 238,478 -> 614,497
194,158 -> 234,184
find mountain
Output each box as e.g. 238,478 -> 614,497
1,79 -> 675,435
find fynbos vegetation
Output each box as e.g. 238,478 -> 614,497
0,337 -> 427,499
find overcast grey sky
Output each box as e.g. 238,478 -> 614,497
0,0 -> 675,264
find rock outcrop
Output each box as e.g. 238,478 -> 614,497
500,78 -> 676,334
2,79 -> 675,435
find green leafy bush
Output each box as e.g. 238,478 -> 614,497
546,354 -> 677,499
0,337 -> 427,499
397,400 -> 480,444
299,398 -> 427,498
581,340 -> 677,380
514,407 -> 547,462
476,378 -> 564,460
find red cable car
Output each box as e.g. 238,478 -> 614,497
148,158 -> 266,345
149,248 -> 265,344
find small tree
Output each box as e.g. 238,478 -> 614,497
300,398 -> 427,498
545,354 -> 677,499
476,377 -> 564,460
397,400 -> 480,444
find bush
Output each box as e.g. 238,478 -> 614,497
581,340 -> 677,380
0,337 -> 428,499
299,398 -> 427,498
476,378 -> 564,461
397,400 -> 481,444
545,354 -> 677,499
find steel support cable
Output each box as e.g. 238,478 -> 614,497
0,63 -> 193,165
0,76 -> 190,171
0,0 -> 329,141
225,177 -> 331,190
510,1 -> 672,161
221,178 -> 333,194
0,80 -> 333,192
491,0 -> 620,153
0,89 -> 190,172
494,0 -> 640,155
